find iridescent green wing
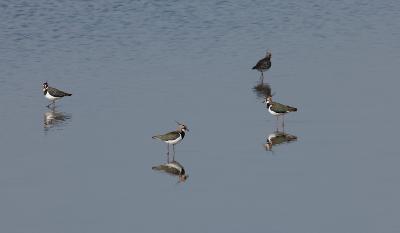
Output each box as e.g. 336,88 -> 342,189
153,131 -> 180,141
271,102 -> 297,113
48,87 -> 72,97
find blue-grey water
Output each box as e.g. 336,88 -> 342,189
1,0 -> 400,232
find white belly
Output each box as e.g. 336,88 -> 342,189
165,135 -> 182,145
45,92 -> 61,101
268,107 -> 284,116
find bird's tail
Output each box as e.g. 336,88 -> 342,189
288,106 -> 297,112
66,93 -> 72,96
152,135 -> 161,140
252,65 -> 257,69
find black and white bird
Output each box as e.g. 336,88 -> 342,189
252,50 -> 272,82
152,160 -> 188,182
42,82 -> 72,107
152,121 -> 189,160
264,96 -> 297,127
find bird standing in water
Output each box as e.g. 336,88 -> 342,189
252,51 -> 272,83
42,82 -> 72,107
152,121 -> 189,161
264,96 -> 297,128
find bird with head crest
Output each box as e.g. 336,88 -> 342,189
42,82 -> 72,107
263,95 -> 297,128
152,121 -> 189,160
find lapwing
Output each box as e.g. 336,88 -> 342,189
264,131 -> 297,151
252,50 -> 272,83
42,82 -> 72,107
152,121 -> 189,160
264,96 -> 297,127
152,160 -> 188,182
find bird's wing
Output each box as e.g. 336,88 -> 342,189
253,57 -> 271,69
270,102 -> 289,113
152,131 -> 180,141
271,102 -> 297,113
48,87 -> 72,97
253,58 -> 266,68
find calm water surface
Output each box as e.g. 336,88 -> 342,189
1,0 -> 400,232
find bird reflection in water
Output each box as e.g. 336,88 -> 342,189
264,130 -> 297,152
43,106 -> 71,132
152,160 -> 188,183
253,82 -> 272,100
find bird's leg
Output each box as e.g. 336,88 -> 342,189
282,115 -> 285,129
172,145 -> 175,161
51,100 -> 56,108
260,72 -> 264,83
166,144 -> 170,162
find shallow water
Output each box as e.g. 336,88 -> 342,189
1,0 -> 400,232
